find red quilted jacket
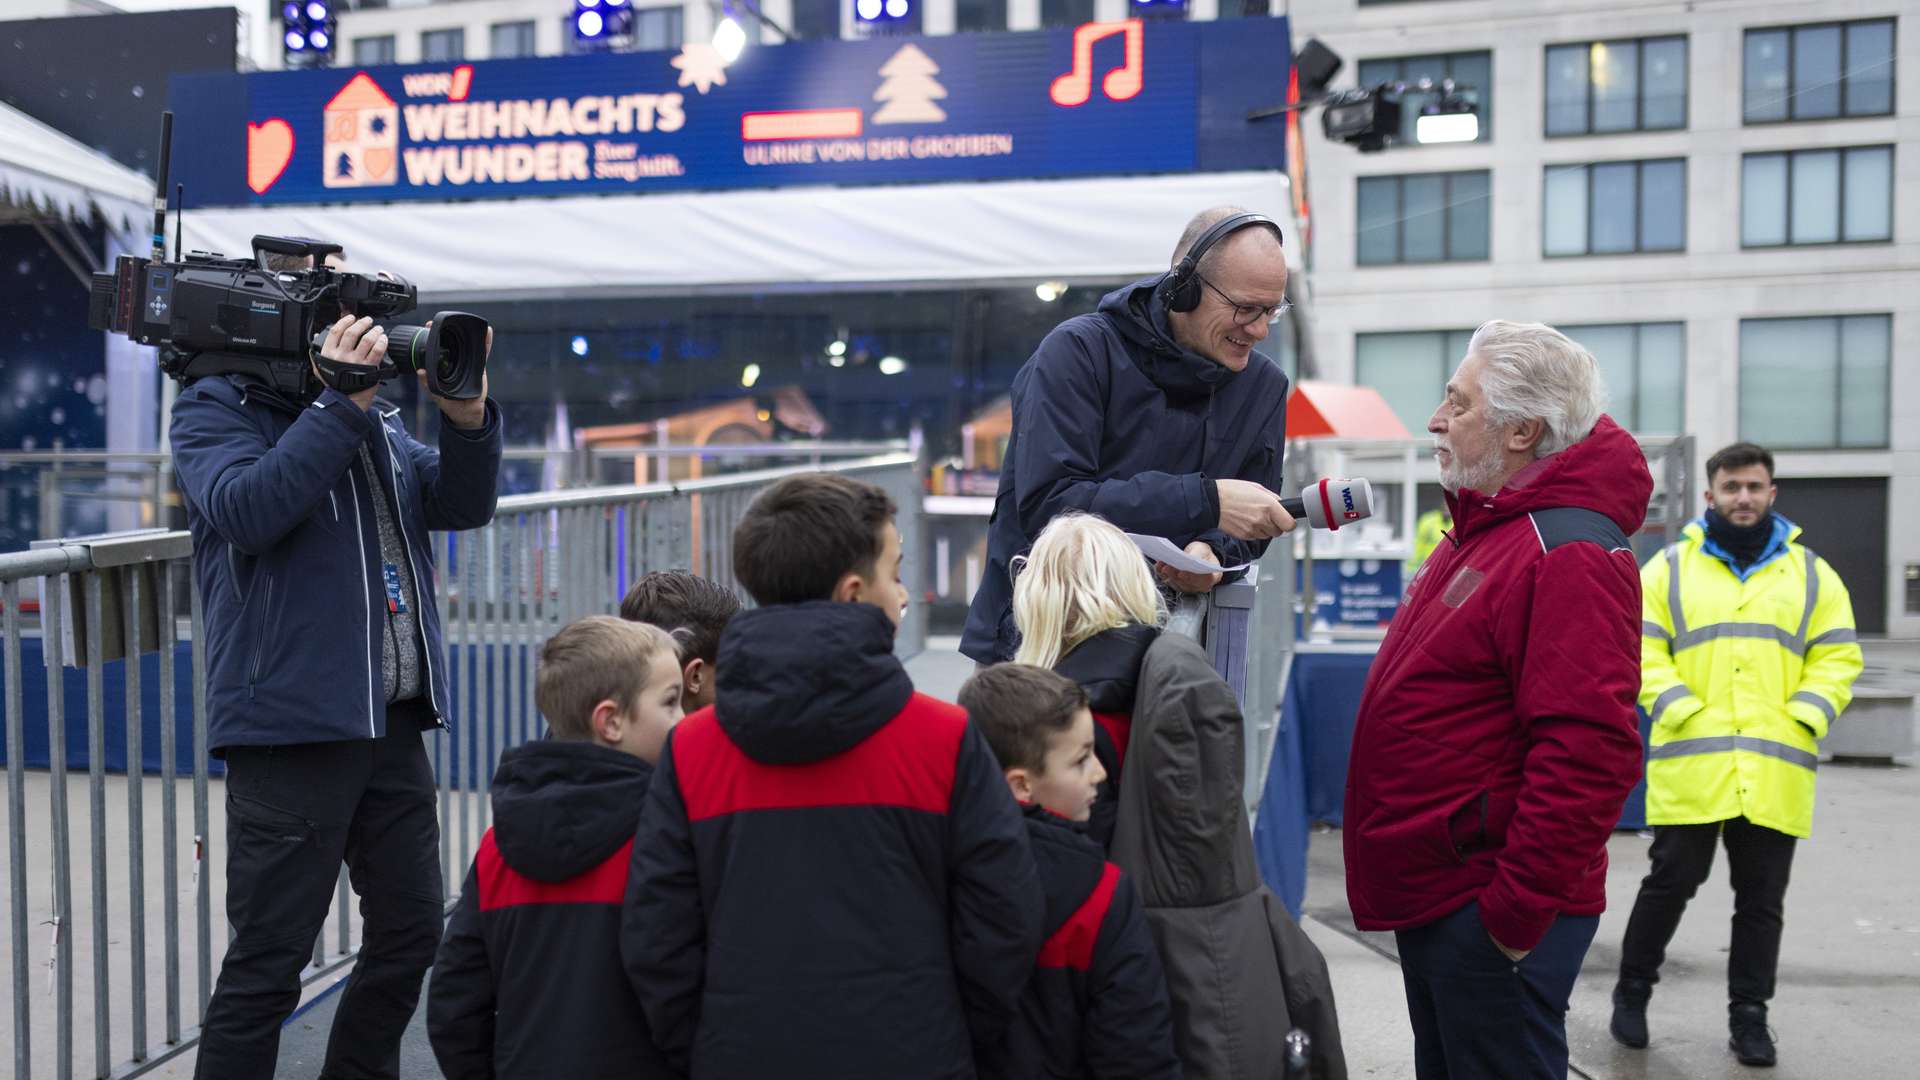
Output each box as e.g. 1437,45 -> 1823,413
1343,416 -> 1650,951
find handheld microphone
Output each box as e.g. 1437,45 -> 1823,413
1280,478 -> 1375,531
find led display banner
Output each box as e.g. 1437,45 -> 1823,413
168,18 -> 1289,207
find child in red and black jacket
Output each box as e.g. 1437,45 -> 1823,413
427,616 -> 685,1080
622,473 -> 1043,1080
960,663 -> 1181,1080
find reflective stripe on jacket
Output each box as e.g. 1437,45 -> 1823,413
1639,518 -> 1863,837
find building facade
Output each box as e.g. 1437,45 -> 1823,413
1292,0 -> 1915,638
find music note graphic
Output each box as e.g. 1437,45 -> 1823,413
1049,19 -> 1145,108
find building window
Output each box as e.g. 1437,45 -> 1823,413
1357,171 -> 1490,265
1355,51 -> 1491,146
1742,146 -> 1894,247
1545,36 -> 1687,135
790,0 -> 839,40
351,35 -> 396,65
1559,322 -> 1684,433
1543,159 -> 1685,256
1740,315 -> 1890,449
632,6 -> 684,51
1355,329 -> 1474,433
1744,20 -> 1895,123
954,0 -> 1007,33
489,21 -> 536,59
421,28 -> 465,62
1040,0 -> 1095,30
1223,0 -> 1273,16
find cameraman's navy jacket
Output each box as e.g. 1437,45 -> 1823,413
960,274 -> 1290,664
170,375 -> 501,751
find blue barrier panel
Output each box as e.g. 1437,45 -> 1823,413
1252,680 -> 1310,919
0,638 -> 216,775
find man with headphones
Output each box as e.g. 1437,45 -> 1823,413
961,206 -> 1296,666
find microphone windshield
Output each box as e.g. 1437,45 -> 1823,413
1298,478 -> 1374,530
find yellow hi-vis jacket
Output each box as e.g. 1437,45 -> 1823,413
1640,519 -> 1863,838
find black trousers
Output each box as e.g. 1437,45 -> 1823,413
1618,817 -> 1797,1007
194,713 -> 444,1080
1397,901 -> 1600,1080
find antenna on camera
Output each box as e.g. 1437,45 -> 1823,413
151,111 -> 173,263
174,184 -> 184,262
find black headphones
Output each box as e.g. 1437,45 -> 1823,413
1165,211 -> 1284,314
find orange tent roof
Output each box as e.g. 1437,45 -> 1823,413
1286,380 -> 1413,440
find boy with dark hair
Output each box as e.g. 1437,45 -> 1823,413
620,570 -> 741,710
428,616 -> 684,1079
623,472 -> 1042,1078
960,664 -> 1182,1080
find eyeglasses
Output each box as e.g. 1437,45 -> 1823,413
1195,272 -> 1291,326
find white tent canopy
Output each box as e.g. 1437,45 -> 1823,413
177,170 -> 1297,300
0,100 -> 153,228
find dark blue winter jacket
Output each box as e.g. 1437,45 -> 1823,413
169,375 -> 501,751
960,274 -> 1291,664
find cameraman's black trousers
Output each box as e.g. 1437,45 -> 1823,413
194,709 -> 443,1080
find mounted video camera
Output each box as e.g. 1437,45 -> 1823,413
86,234 -> 490,401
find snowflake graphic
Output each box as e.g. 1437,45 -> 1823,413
671,43 -> 729,95
370,115 -> 387,135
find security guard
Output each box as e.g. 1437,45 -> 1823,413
1403,507 -> 1451,579
1610,442 -> 1862,1068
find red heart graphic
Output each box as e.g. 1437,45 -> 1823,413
247,119 -> 295,195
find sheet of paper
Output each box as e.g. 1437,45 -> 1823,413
1126,533 -> 1250,575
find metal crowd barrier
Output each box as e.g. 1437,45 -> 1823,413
0,451 -> 922,1079
1163,534 -> 1297,823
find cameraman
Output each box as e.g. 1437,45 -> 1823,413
170,301 -> 502,1079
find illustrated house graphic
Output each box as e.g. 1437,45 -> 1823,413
323,72 -> 399,188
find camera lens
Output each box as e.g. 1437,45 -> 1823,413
382,312 -> 488,400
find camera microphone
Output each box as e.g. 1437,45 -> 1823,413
1281,478 -> 1375,531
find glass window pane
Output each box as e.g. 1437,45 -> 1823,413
1790,149 -> 1841,244
1741,318 -> 1838,447
1357,59 -> 1398,88
1446,330 -> 1475,367
1544,166 -> 1589,255
1745,30 -> 1790,122
1845,21 -> 1895,116
1564,324 -> 1637,423
1400,55 -> 1447,143
1357,177 -> 1400,265
1545,45 -> 1590,135
1448,172 -> 1491,260
353,35 -> 395,65
791,0 -> 842,39
1358,332 -> 1448,433
422,29 -> 464,62
1450,53 -> 1492,142
490,22 -> 535,58
1838,315 -> 1890,447
1641,37 -> 1687,129
1589,162 -> 1638,253
1791,25 -> 1843,119
1742,154 -> 1790,247
1827,313 -> 1889,443
1639,160 -> 1685,251
1401,174 -> 1447,262
1842,146 -> 1893,242
1591,41 -> 1640,133
1040,0 -> 1095,30
1637,323 -> 1686,433
633,8 -> 683,51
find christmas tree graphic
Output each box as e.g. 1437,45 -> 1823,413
873,44 -> 947,124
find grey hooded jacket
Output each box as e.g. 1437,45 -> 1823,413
1110,633 -> 1347,1080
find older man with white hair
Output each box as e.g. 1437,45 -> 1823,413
1344,321 -> 1652,1079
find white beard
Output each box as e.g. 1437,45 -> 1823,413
1440,452 -> 1506,495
